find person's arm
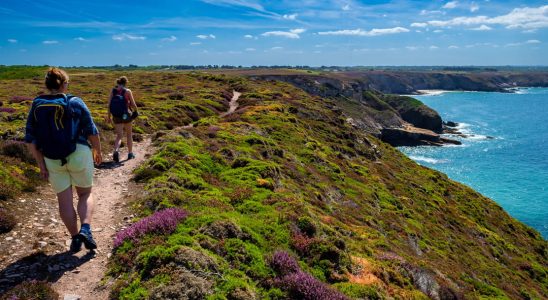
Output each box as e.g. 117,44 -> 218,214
105,90 -> 113,123
26,143 -> 48,180
88,134 -> 102,165
127,89 -> 138,112
76,97 -> 103,165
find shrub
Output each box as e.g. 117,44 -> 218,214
0,181 -> 18,201
1,141 -> 35,163
0,208 -> 16,233
297,216 -> 317,237
9,96 -> 32,104
148,270 -> 213,300
268,250 -> 300,276
0,107 -> 16,114
268,250 -> 348,300
274,271 -> 348,300
0,280 -> 59,300
291,232 -> 317,255
113,208 -> 188,248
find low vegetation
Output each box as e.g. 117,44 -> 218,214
0,67 -> 545,299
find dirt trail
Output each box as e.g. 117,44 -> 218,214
220,90 -> 242,117
52,139 -> 151,300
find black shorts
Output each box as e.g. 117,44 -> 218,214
113,116 -> 133,124
113,111 -> 138,124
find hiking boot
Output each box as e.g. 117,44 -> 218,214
78,230 -> 97,250
127,152 -> 135,160
70,235 -> 82,253
113,151 -> 119,163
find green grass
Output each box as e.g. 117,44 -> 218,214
0,67 -> 546,299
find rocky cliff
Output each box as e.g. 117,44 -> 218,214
252,74 -> 455,146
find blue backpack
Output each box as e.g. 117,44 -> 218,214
32,94 -> 78,164
109,88 -> 129,119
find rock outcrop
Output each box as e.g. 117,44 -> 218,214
251,74 -> 454,146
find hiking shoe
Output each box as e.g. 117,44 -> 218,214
127,152 -> 135,160
70,235 -> 82,253
113,151 -> 119,163
78,230 -> 97,250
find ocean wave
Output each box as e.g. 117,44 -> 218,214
451,123 -> 496,141
416,90 -> 451,96
467,134 -> 495,141
409,155 -> 448,164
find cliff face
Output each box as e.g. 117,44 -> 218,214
340,70 -> 548,94
252,74 -> 450,146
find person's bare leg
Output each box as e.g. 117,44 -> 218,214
125,123 -> 133,154
75,186 -> 94,225
114,123 -> 124,151
57,187 -> 78,236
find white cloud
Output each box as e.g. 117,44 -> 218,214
161,35 -> 177,42
112,33 -> 146,41
406,46 -> 420,50
429,45 -> 439,50
433,29 -> 443,33
317,27 -> 409,36
448,45 -> 459,49
190,42 -> 202,46
200,0 -> 265,12
443,1 -> 458,9
197,34 -> 216,39
470,24 -> 492,31
342,4 -> 350,11
7,39 -> 17,43
245,47 -> 256,51
411,22 -> 428,28
427,5 -> 548,30
470,3 -> 479,12
420,10 -> 445,16
43,40 -> 58,44
526,39 -> 541,44
283,14 -> 298,20
271,46 -> 283,50
261,28 -> 305,39
244,34 -> 254,39
74,37 -> 88,41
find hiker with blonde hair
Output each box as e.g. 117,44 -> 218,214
106,76 -> 138,162
25,67 -> 102,252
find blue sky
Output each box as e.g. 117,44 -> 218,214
0,0 -> 546,66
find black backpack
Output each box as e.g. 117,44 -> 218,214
32,94 -> 78,165
109,88 -> 130,119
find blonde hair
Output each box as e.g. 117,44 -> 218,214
45,67 -> 69,91
116,76 -> 128,86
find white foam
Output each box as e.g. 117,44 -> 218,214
467,134 -> 493,140
417,89 -> 451,96
409,155 -> 448,164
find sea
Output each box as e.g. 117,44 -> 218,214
399,88 -> 548,238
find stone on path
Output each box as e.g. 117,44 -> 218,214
64,295 -> 81,300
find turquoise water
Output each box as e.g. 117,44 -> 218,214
399,88 -> 548,238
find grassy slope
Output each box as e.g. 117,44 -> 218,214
114,75 -> 545,299
0,69 -> 546,299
